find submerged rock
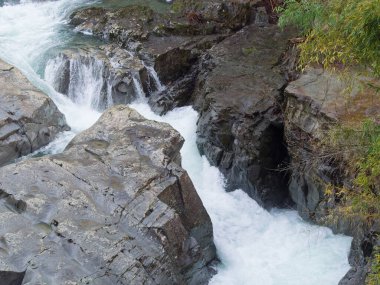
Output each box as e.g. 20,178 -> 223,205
0,105 -> 216,285
0,60 -> 68,167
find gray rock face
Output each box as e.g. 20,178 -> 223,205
143,34 -> 226,115
0,105 -> 216,285
0,60 -> 68,167
193,24 -> 295,208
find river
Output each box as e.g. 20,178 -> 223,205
0,1 -> 352,284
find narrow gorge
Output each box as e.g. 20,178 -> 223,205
0,0 -> 378,285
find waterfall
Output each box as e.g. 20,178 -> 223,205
0,1 -> 353,284
67,57 -> 104,109
45,54 -> 112,111
132,74 -> 147,102
145,64 -> 165,92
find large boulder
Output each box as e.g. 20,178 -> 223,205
0,60 -> 68,167
193,24 -> 295,207
0,105 -> 216,285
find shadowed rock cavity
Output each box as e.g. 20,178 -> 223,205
0,106 -> 216,285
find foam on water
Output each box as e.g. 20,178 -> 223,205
130,103 -> 352,285
0,0 -> 101,136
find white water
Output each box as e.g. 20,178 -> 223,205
0,1 -> 352,284
130,103 -> 352,285
0,0 -> 101,134
45,54 -> 108,110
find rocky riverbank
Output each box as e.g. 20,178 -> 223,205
0,0 -> 378,284
66,0 -> 379,283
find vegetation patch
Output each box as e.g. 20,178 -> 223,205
323,121 -> 380,221
276,0 -> 380,76
368,246 -> 380,285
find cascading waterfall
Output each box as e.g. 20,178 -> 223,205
45,54 -> 111,110
145,64 -> 165,92
0,1 -> 353,284
132,74 -> 147,101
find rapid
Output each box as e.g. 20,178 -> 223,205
0,1 -> 352,284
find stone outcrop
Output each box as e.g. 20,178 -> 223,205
0,60 -> 68,167
284,68 -> 380,285
0,105 -> 216,285
193,24 -> 295,207
144,34 -> 226,114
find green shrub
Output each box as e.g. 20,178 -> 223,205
276,0 -> 324,33
324,120 -> 380,222
277,0 -> 380,76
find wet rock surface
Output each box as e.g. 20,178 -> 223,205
66,2 -> 380,283
68,1 -> 262,115
193,24 -> 295,207
0,105 -> 216,285
0,60 -> 68,167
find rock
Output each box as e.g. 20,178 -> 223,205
68,1 -> 272,116
193,24 -> 295,208
166,0 -> 259,35
154,47 -> 197,84
0,105 -> 216,285
148,64 -> 199,115
284,68 -> 380,284
69,0 -> 269,45
139,32 -> 226,113
70,6 -> 160,44
284,68 -> 380,220
0,60 -> 68,167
